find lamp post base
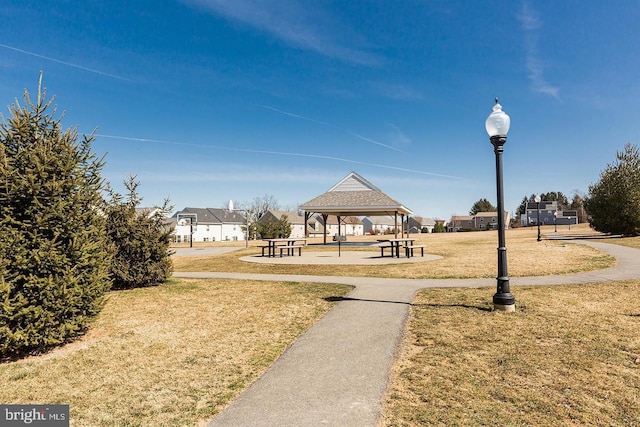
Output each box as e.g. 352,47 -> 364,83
493,291 -> 515,312
493,302 -> 516,312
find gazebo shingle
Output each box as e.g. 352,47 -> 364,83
299,172 -> 412,217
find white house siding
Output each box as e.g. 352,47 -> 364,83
174,208 -> 246,242
290,224 -> 306,239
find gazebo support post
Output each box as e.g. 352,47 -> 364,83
304,212 -> 311,238
322,214 -> 329,244
394,212 -> 398,238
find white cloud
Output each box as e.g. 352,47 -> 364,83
385,124 -> 412,150
518,2 -> 560,99
182,0 -> 381,66
371,82 -> 424,101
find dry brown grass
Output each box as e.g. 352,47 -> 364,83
4,224 -> 637,426
381,281 -> 640,426
0,279 -> 351,426
596,235 -> 640,250
173,225 -> 615,279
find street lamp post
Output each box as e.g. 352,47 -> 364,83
228,200 -> 249,248
485,99 -> 515,312
535,194 -> 542,242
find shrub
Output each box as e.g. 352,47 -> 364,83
105,176 -> 174,290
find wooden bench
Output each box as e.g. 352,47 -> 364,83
378,243 -> 394,257
279,245 -> 303,257
258,245 -> 271,257
405,245 -> 426,257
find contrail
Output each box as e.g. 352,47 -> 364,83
257,104 -> 406,153
0,43 -> 130,81
95,133 -> 461,179
257,104 -> 330,126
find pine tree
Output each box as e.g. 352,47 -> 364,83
469,198 -> 496,215
585,143 -> 640,236
106,176 -> 174,290
0,76 -> 111,358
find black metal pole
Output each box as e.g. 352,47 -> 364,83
537,202 -> 541,241
245,214 -> 249,248
491,135 -> 515,311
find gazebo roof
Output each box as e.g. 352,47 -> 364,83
299,172 -> 413,217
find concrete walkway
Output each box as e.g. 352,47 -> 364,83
172,240 -> 640,427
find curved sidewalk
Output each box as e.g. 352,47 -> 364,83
173,240 -> 640,427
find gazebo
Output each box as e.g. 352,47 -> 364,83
299,171 -> 413,243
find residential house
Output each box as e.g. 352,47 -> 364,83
522,201 -> 578,226
362,216 -> 398,235
404,216 -> 436,233
173,207 -> 246,243
448,212 -> 510,232
447,215 -> 475,232
474,212 -> 501,230
310,215 -> 364,237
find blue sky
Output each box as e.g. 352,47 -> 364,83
1,1 -> 639,219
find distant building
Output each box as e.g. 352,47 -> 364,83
448,212 -> 510,232
173,207 -> 245,243
522,201 -> 578,226
362,216 -> 398,235
404,217 -> 436,233
311,215 -> 364,237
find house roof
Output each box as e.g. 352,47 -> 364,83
450,215 -> 474,221
261,210 -> 306,224
475,211 -> 499,218
363,216 -> 397,226
173,207 -> 245,224
299,171 -> 413,217
418,217 -> 436,226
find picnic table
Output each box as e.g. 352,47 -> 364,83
260,238 -> 307,257
377,238 -> 421,258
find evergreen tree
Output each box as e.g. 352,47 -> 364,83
432,222 -> 446,233
0,77 -> 111,358
469,198 -> 496,215
106,176 -> 174,290
257,214 -> 292,238
585,143 -> 640,236
514,196 -> 531,218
